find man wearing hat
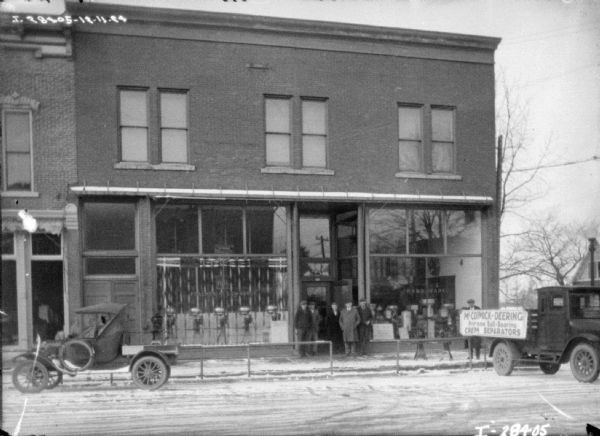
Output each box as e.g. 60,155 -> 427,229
357,299 -> 373,356
463,298 -> 482,360
339,301 -> 360,356
294,300 -> 312,358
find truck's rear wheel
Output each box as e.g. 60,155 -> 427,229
569,343 -> 599,383
539,362 -> 560,375
493,342 -> 517,376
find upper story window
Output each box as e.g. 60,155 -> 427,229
160,91 -> 188,163
398,104 -> 456,175
301,99 -> 328,168
398,105 -> 423,173
1,93 -> 39,193
265,96 -> 291,166
119,89 -> 148,162
264,95 -> 330,172
431,107 -> 455,173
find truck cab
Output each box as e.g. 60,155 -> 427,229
490,286 -> 600,383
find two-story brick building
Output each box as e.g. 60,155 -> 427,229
2,3 -> 500,348
1,20 -> 78,351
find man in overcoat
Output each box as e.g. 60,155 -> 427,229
339,301 -> 360,356
294,300 -> 312,357
325,302 -> 344,353
357,299 -> 373,356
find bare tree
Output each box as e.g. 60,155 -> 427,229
500,214 -> 591,288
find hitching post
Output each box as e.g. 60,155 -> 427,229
396,340 -> 400,374
200,345 -> 204,380
329,341 -> 333,375
247,343 -> 251,377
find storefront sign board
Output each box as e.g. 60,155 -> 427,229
372,323 -> 395,340
459,309 -> 528,339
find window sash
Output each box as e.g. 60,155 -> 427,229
161,129 -> 188,163
121,127 -> 148,162
266,133 -> 291,166
398,140 -> 422,172
432,141 -> 454,173
119,90 -> 148,162
302,135 -> 327,168
2,110 -> 33,191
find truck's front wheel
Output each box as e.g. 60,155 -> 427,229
493,342 -> 517,376
569,343 -> 600,383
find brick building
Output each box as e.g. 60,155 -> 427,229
1,21 -> 78,350
2,3 -> 501,348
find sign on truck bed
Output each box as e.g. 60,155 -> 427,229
459,309 -> 528,340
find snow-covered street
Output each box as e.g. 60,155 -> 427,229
2,366 -> 598,436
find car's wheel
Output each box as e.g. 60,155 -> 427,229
12,360 -> 49,393
59,339 -> 95,372
493,342 -> 517,376
539,362 -> 560,375
569,343 -> 600,383
131,356 -> 169,390
46,369 -> 63,389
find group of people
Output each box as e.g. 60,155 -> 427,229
294,299 -> 373,357
294,297 -> 483,360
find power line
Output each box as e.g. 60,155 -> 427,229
512,155 -> 599,172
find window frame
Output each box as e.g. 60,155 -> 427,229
1,108 -> 35,192
397,104 -> 424,173
159,89 -> 189,164
264,95 -> 292,167
431,105 -> 456,174
82,199 -> 139,277
301,97 -> 329,169
118,87 -> 149,163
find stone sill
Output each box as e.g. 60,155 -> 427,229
1,191 -> 40,198
395,172 -> 462,181
114,162 -> 196,171
261,167 -> 335,176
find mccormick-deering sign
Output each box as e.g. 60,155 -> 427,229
459,309 -> 528,339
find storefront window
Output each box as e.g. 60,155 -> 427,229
202,208 -> 243,254
84,202 -> 135,250
1,260 -> 18,345
300,217 -> 330,258
369,209 -> 407,254
409,210 -> 443,254
446,210 -> 481,254
246,207 -> 287,255
156,205 -> 198,254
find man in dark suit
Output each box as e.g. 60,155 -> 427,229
464,298 -> 482,360
294,300 -> 312,358
325,302 -> 344,353
357,299 -> 373,356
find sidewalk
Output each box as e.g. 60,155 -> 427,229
2,348 -> 490,390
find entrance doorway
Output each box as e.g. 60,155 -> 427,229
31,261 -> 64,341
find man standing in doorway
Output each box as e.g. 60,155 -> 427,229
464,298 -> 482,360
294,300 -> 312,358
357,299 -> 373,356
308,301 -> 321,356
339,301 -> 360,357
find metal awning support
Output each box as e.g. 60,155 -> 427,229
69,185 -> 494,205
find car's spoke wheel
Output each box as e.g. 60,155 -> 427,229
570,343 -> 600,383
131,356 -> 168,390
59,339 -> 95,372
12,360 -> 49,393
46,370 -> 63,389
493,342 -> 516,376
539,362 -> 560,375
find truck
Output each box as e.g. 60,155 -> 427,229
486,286 -> 600,383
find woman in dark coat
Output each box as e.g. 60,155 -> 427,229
325,302 -> 344,353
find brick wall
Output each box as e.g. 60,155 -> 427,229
0,48 -> 77,211
73,32 -> 496,197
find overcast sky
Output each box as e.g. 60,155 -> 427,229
4,0 -> 599,231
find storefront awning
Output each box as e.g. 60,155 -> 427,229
70,186 -> 494,206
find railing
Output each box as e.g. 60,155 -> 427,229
184,340 -> 333,379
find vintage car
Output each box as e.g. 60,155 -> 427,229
12,302 -> 178,392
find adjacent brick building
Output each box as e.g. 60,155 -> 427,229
2,3 -> 501,349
